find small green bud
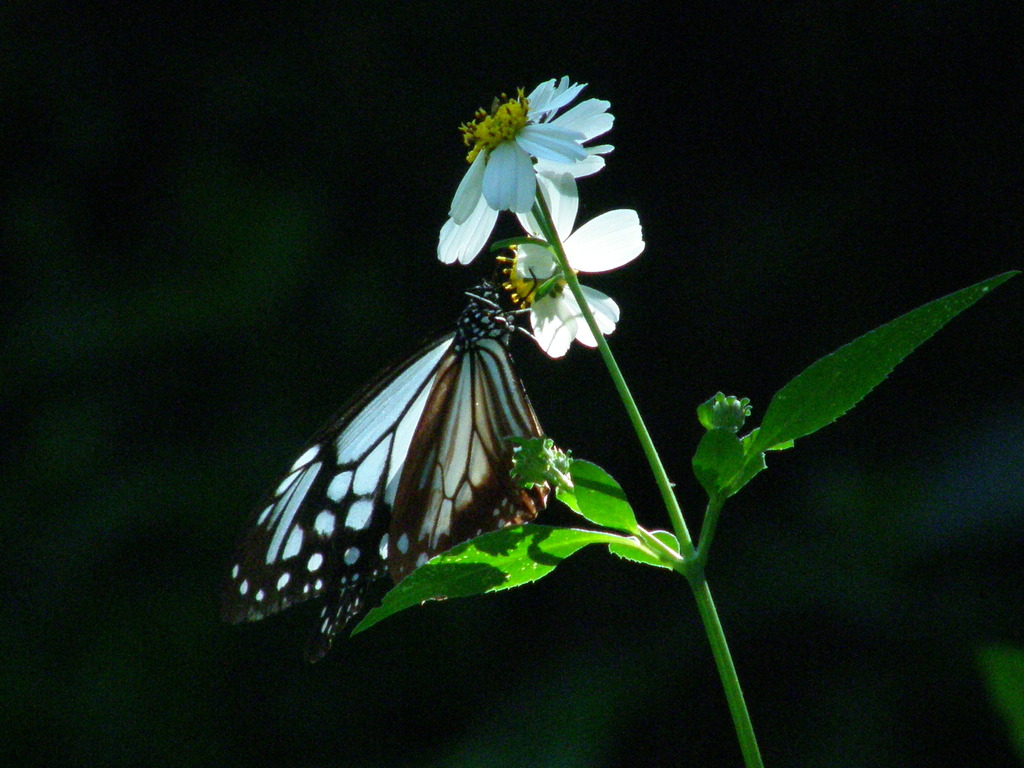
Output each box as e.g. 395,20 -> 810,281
697,392 -> 753,433
508,436 -> 573,491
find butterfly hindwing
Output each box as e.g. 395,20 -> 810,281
388,337 -> 548,582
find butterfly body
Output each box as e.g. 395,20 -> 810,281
222,283 -> 547,661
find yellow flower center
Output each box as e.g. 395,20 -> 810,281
460,89 -> 529,164
497,248 -> 569,308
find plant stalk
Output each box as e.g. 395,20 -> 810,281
529,191 -> 764,768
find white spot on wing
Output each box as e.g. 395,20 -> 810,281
277,572 -> 290,590
353,439 -> 390,495
282,526 -> 303,560
443,365 -> 475,496
455,482 -> 473,509
239,579 -> 249,596
274,467 -> 302,498
314,510 -> 336,537
345,499 -> 374,530
290,445 -> 320,472
326,471 -> 352,503
387,383 -> 435,497
231,564 -> 239,579
256,504 -> 274,526
255,589 -> 265,602
416,552 -> 428,567
266,462 -> 322,564
336,340 -> 452,463
314,578 -> 324,591
396,532 -> 410,554
469,436 -> 490,486
307,552 -> 324,572
379,532 -> 389,559
436,499 -> 452,540
344,546 -> 360,565
423,499 -> 453,546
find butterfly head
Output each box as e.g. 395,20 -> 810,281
454,281 -> 515,351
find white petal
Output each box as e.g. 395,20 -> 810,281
525,78 -> 559,111
541,172 -> 579,236
516,209 -> 540,237
580,286 -> 620,330
482,143 -> 535,213
528,77 -> 586,118
551,98 -> 614,141
566,286 -> 620,347
517,172 -> 578,237
449,152 -> 486,223
515,243 -> 557,281
516,124 -> 587,163
535,149 -> 609,180
531,296 -> 576,358
565,154 -> 605,179
564,210 -> 644,272
437,199 -> 498,264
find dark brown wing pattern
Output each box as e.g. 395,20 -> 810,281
388,336 -> 548,582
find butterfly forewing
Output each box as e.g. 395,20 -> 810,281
220,336 -> 453,625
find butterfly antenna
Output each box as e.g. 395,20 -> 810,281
464,281 -> 503,310
466,291 -> 501,311
513,322 -> 538,343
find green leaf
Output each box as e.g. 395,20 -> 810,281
652,530 -> 680,552
570,460 -> 640,534
978,644 -> 1024,762
607,530 -> 680,569
352,525 -> 630,634
750,272 -> 1018,455
555,485 -> 581,514
727,432 -> 769,496
692,428 -> 747,498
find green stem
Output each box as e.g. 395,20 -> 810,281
529,195 -> 694,556
696,494 -> 725,570
529,191 -> 763,768
690,574 -> 765,768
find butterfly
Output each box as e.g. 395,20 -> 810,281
221,281 -> 548,661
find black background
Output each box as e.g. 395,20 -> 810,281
3,3 -> 1023,767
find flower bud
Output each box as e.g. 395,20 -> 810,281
697,392 -> 752,433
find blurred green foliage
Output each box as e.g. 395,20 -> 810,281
3,3 -> 1022,767
979,645 -> 1024,763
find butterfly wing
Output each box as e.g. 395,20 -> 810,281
220,334 -> 454,638
222,282 -> 548,661
388,336 -> 549,582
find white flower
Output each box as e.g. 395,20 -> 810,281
438,77 -> 614,265
506,174 -> 644,358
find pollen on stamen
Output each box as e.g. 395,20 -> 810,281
505,253 -> 572,310
460,88 -> 529,164
496,248 -> 539,309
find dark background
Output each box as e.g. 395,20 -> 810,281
3,3 -> 1023,766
